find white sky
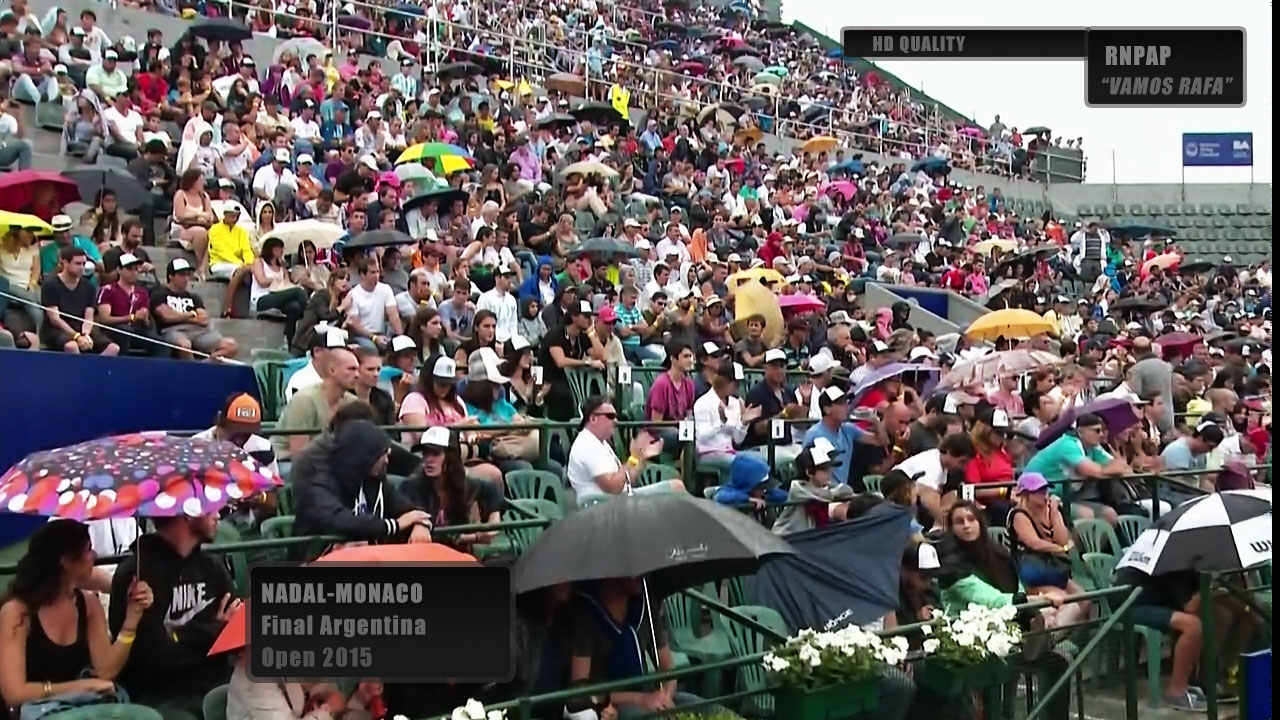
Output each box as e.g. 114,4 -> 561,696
782,0 -> 1272,185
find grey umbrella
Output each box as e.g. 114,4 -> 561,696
512,492 -> 794,594
567,237 -> 640,259
734,55 -> 765,71
62,167 -> 148,212
344,229 -> 414,250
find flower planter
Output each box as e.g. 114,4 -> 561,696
774,678 -> 879,720
917,658 -> 1011,697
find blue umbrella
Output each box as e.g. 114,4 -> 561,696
651,39 -> 681,51
911,156 -> 951,174
752,503 -> 913,632
850,362 -> 940,404
391,2 -> 424,15
828,159 -> 865,176
827,48 -> 844,58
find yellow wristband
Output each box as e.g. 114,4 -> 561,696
626,456 -> 640,467
119,631 -> 136,645
72,332 -> 81,340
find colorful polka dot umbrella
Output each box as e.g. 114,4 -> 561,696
0,432 -> 281,520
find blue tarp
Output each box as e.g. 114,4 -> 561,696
752,503 -> 912,632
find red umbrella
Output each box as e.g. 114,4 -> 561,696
0,170 -> 81,213
777,294 -> 825,313
819,180 -> 856,201
1156,331 -> 1203,360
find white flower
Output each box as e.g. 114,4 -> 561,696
763,653 -> 792,673
464,699 -> 487,720
452,709 -> 471,720
920,623 -> 932,636
922,638 -> 940,654
488,712 -> 507,720
798,643 -> 822,667
394,716 -> 409,720
891,637 -> 909,653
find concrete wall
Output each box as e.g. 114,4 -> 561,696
858,282 -> 960,339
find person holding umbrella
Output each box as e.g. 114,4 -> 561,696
108,511 -> 238,719
0,520 -> 154,716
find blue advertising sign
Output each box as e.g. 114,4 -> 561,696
1182,132 -> 1253,166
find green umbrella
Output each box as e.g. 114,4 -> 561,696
752,71 -> 782,86
568,237 -> 640,259
764,65 -> 789,77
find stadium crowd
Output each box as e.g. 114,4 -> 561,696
0,0 -> 1272,718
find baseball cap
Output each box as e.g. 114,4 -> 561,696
727,253 -> 743,263
51,215 -> 73,232
764,348 -> 787,364
508,335 -> 531,353
296,153 -> 314,165
903,542 -> 942,573
578,300 -> 595,316
415,425 -> 451,451
701,341 -> 725,358
118,253 -> 142,268
797,443 -> 835,469
222,204 -> 242,216
623,218 -> 641,228
217,178 -> 236,189
818,385 -> 846,407
168,258 -> 194,277
273,148 -> 291,163
989,408 -> 1011,429
598,306 -> 618,323
359,155 -> 379,170
367,110 -> 383,120
1015,472 -> 1049,494
104,50 -> 118,60
220,393 -> 263,432
467,347 -> 509,384
389,335 -> 417,353
635,239 -> 653,250
432,356 -> 457,379
909,346 -> 938,361
54,63 -> 68,75
808,352 -> 836,375
828,310 -> 853,326
869,340 -> 891,355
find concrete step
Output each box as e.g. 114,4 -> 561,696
211,317 -> 289,356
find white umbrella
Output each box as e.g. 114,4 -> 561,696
273,37 -> 328,64
1118,490 -> 1271,576
260,219 -> 347,258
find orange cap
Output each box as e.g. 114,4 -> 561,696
223,394 -> 262,429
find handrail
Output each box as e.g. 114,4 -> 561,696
1024,586 -> 1143,720
683,587 -> 787,642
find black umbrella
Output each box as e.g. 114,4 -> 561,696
344,229 -> 414,250
571,102 -> 627,126
62,167 -> 148,212
437,61 -> 483,80
884,232 -> 925,249
534,113 -> 578,130
512,493 -> 794,594
1117,490 -> 1271,576
654,21 -> 686,35
568,237 -> 640,259
1111,296 -> 1165,313
190,17 -> 253,42
401,187 -> 468,213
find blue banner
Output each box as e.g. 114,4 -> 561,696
1182,132 -> 1254,166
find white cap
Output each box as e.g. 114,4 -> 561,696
467,346 -> 509,384
701,341 -> 723,356
54,63 -> 68,74
432,355 -> 457,379
732,362 -> 745,381
623,218 -> 641,228
1223,255 -> 1234,263
909,346 -> 937,361
727,253 -> 743,263
359,154 -> 379,170
323,327 -> 350,348
808,353 -> 835,375
821,385 -> 846,402
104,50 -> 118,60
296,153 -> 314,165
169,258 -> 193,274
829,310 -> 852,326
273,148 -> 291,163
942,394 -> 960,414
808,443 -> 835,466
705,295 -> 723,307
764,348 -> 787,364
367,110 -> 383,120
579,300 -> 595,315
635,239 -> 653,250
418,425 -> 450,449
509,335 -> 531,352
51,214 -> 73,231
118,253 -> 142,268
991,409 -> 1011,429
914,543 -> 941,570
389,335 -> 417,353
870,340 -> 891,354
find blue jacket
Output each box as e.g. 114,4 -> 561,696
714,454 -> 787,506
518,256 -> 557,303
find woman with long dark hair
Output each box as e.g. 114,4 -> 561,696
407,307 -> 447,363
400,427 -> 504,554
292,268 -> 350,356
454,309 -> 498,367
503,336 -> 549,416
248,236 -> 309,342
399,354 -> 469,447
0,521 -> 152,712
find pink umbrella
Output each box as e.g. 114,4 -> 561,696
819,180 -> 856,201
716,37 -> 747,50
675,61 -> 706,75
778,294 -> 826,313
959,126 -> 985,137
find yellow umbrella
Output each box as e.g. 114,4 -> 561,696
801,136 -> 839,154
733,127 -> 764,146
732,280 -> 785,346
434,155 -> 475,176
965,309 -> 1056,342
728,267 -> 787,291
972,238 -> 1018,255
0,211 -> 54,236
492,79 -> 515,91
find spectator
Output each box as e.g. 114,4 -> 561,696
1111,568 -> 1208,711
0,520 -> 152,714
476,268 -> 519,344
39,214 -> 100,281
151,258 -> 238,360
351,344 -> 397,426
172,169 -> 215,275
801,384 -> 881,487
39,246 -> 119,355
101,90 -> 143,160
1022,412 -> 1129,523
395,267 -> 437,325
1160,420 -> 1225,473
274,345 -> 359,462
398,355 -> 466,447
566,396 -> 677,502
344,255 -> 402,351
892,433 -> 976,528
1017,390 -> 1060,440
770,441 -> 854,535
1006,473 -> 1090,627
692,361 -> 761,479
400,424 -> 506,554
0,98 -> 34,170
95,252 -> 163,356
964,408 -> 1016,512
539,300 -> 603,420
292,417 -> 431,547
248,236 -> 308,340
108,513 -> 235,717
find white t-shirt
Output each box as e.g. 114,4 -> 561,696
103,107 -> 144,144
567,429 -> 621,500
284,360 -> 321,401
289,116 -> 322,143
893,448 -> 946,491
347,282 -> 397,335
0,112 -> 18,139
476,288 -> 518,344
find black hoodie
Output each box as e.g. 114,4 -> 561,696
293,420 -> 419,542
108,533 -> 234,700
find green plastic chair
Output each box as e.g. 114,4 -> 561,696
275,484 -> 294,514
862,474 -> 884,496
666,584 -> 733,666
252,361 -> 286,422
1074,519 -> 1122,554
203,683 -> 229,720
260,515 -> 295,561
987,525 -> 1009,550
505,498 -> 562,552
565,367 -> 608,410
250,348 -> 293,363
1081,551 -> 1118,588
576,494 -> 613,510
1115,514 -> 1151,548
721,575 -> 751,608
505,469 -> 568,512
41,706 -> 166,720
638,462 -> 680,489
214,523 -> 249,596
722,605 -> 790,717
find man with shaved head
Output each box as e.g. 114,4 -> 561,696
1130,336 -> 1174,435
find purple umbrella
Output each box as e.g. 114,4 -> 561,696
850,362 -> 940,404
1034,397 -> 1141,450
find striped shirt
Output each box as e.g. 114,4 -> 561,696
614,303 -> 643,348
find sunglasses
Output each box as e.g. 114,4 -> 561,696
594,411 -> 618,420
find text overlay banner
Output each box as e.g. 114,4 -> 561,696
842,28 -> 1085,59
1085,28 -> 1245,107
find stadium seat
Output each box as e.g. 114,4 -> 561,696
1076,204 -> 1092,217
1164,204 -> 1181,216
723,605 -> 790,717
1182,203 -> 1197,215
505,469 -> 569,512
987,525 -> 1009,550
565,367 -> 607,412
1253,204 -> 1271,215
1236,203 -> 1253,215
203,684 -> 229,720
505,498 -> 563,552
1229,214 -> 1248,227
1199,204 -> 1216,216
1093,204 -> 1110,218
666,584 -> 733,670
1111,203 -> 1126,217
638,462 -> 681,488
215,522 -> 249,596
1074,519 -> 1121,554
1146,204 -> 1163,216
1114,514 -> 1151,549
1128,204 -> 1144,216
862,474 -> 883,495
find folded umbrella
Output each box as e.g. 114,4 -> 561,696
1117,490 -> 1271,576
512,493 -> 793,594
